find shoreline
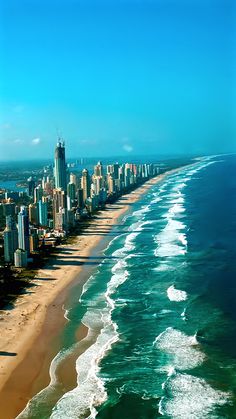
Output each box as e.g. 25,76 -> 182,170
0,165 -> 193,419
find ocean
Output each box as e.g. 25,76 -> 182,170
19,154 -> 236,419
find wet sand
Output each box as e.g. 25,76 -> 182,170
0,169 -> 187,419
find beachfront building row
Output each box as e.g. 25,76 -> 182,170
1,141 -> 160,267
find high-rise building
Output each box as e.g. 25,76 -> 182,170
53,188 -> 67,230
29,228 -> 39,253
107,163 -> 119,180
14,248 -> 27,268
54,208 -> 67,232
81,169 -> 90,203
94,161 -> 103,177
34,185 -> 43,203
38,200 -> 48,226
2,202 -> 16,217
77,188 -> 84,209
67,182 -> 76,211
28,177 -> 35,198
107,174 -> 115,194
18,206 -> 30,254
69,173 -> 78,189
93,176 -> 103,195
3,215 -> 18,263
67,182 -> 76,201
113,163 -> 119,180
124,164 -> 131,188
29,203 -> 39,225
54,140 -> 67,191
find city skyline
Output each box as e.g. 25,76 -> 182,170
1,139 -> 162,268
1,0 -> 235,160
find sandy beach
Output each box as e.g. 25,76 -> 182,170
0,168 -> 186,419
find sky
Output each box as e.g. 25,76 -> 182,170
0,0 -> 235,160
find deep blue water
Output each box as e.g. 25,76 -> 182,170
19,154 -> 236,419
0,180 -> 27,192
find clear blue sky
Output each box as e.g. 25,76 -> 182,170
0,0 -> 235,160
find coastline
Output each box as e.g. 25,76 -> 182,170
0,166 -> 191,419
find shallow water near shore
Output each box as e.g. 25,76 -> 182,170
18,155 -> 236,418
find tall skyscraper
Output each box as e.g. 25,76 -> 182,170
52,188 -> 67,231
107,174 -> 115,194
18,206 -> 30,254
113,163 -> 119,180
67,182 -> 76,210
81,169 -> 90,203
67,182 -> 76,201
14,249 -> 28,268
54,140 -> 67,191
34,185 -> 43,203
4,215 -> 18,263
38,200 -> 48,226
28,177 -> 35,198
94,161 -> 103,177
29,203 -> 39,225
69,173 -> 78,189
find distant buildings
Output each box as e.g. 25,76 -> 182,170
1,139 -> 161,268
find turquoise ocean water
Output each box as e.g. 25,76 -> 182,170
19,154 -> 236,419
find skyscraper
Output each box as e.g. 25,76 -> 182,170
81,169 -> 90,203
14,248 -> 28,268
94,161 -> 103,177
52,188 -> 67,231
27,177 -> 35,198
29,203 -> 39,225
54,140 -> 67,191
38,200 -> 48,226
18,206 -> 30,254
4,215 -> 18,263
69,173 -> 78,189
34,185 -> 43,203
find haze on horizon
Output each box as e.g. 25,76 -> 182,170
0,0 -> 235,161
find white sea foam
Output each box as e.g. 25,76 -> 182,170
17,343 -> 82,418
154,327 -> 205,371
159,372 -> 231,419
153,263 -> 173,272
154,220 -> 187,256
150,192 -> 162,205
173,182 -> 187,191
181,307 -> 187,321
169,196 -> 185,205
62,305 -> 70,321
167,285 -> 188,302
178,233 -> 187,246
50,318 -> 119,419
132,204 -> 150,217
154,184 -> 187,258
157,309 -> 173,316
102,232 -> 127,252
155,243 -> 186,257
79,274 -> 95,302
51,239 -> 131,418
168,203 -> 185,215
